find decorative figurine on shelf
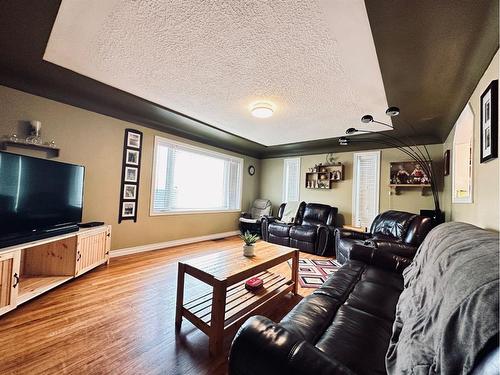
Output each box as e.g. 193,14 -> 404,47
26,120 -> 43,145
410,164 -> 429,184
395,164 -> 410,184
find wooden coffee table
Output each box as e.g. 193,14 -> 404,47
175,241 -> 299,356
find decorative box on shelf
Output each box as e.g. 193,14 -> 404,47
305,163 -> 344,189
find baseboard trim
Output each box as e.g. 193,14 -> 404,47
110,230 -> 240,258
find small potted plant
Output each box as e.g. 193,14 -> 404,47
240,231 -> 259,257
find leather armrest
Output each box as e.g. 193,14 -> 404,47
261,216 -> 278,241
316,225 -> 336,256
367,240 -> 418,259
349,244 -> 411,273
262,216 -> 279,226
240,212 -> 251,219
334,228 -> 371,241
229,316 -> 355,375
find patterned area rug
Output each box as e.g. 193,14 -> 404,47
288,258 -> 342,288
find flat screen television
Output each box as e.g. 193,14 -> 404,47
0,151 -> 85,248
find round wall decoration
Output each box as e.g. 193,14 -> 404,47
248,165 -> 256,176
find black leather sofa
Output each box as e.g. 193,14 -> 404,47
229,222 -> 499,375
261,202 -> 337,256
335,210 -> 432,264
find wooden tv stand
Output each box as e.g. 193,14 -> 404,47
0,225 -> 111,317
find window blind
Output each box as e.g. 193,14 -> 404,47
353,152 -> 380,228
152,137 -> 242,214
282,157 -> 300,202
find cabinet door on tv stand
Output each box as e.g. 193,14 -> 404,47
75,227 -> 109,277
0,250 -> 20,316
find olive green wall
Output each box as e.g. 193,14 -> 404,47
442,51 -> 499,231
260,144 -> 444,227
0,85 -> 260,250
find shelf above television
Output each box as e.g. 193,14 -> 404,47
1,140 -> 60,157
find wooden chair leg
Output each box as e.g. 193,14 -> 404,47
175,263 -> 185,331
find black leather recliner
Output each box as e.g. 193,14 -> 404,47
262,202 -> 338,256
335,210 -> 433,264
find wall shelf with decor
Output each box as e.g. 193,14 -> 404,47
305,163 -> 344,189
389,184 -> 432,195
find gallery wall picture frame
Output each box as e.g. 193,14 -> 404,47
122,201 -> 136,218
124,166 -> 138,182
444,150 -> 450,176
119,129 -> 143,223
480,79 -> 498,163
126,149 -> 140,165
123,184 -> 137,200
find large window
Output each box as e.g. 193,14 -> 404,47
352,151 -> 380,229
282,157 -> 301,202
151,137 -> 243,214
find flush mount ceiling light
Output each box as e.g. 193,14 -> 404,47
251,102 -> 274,119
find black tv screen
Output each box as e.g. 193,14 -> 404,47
0,151 -> 84,244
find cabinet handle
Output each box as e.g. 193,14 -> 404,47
77,251 -> 81,262
106,232 -> 111,238
13,273 -> 19,288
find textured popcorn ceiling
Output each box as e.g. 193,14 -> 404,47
44,0 -> 389,146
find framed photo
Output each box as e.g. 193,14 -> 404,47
126,149 -> 140,165
124,166 -> 138,182
444,150 -> 450,176
127,132 -> 141,149
123,184 -> 137,200
390,161 -> 432,185
122,202 -> 136,217
480,80 -> 498,163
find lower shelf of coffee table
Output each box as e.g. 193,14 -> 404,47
183,270 -> 293,331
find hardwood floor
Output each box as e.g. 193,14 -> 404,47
0,237 -> 325,375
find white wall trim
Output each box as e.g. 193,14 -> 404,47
110,230 -> 240,258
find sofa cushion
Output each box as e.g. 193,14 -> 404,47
289,225 -> 317,242
345,280 -> 401,322
360,266 -> 404,292
289,238 -> 315,253
315,304 -> 394,374
268,233 -> 289,247
280,294 -> 341,343
301,203 -> 333,226
268,222 -> 291,237
370,210 -> 416,241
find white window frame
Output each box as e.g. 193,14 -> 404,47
150,136 -> 243,216
282,157 -> 301,202
452,103 -> 474,204
352,151 -> 380,228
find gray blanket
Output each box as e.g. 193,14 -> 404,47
386,222 -> 499,374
